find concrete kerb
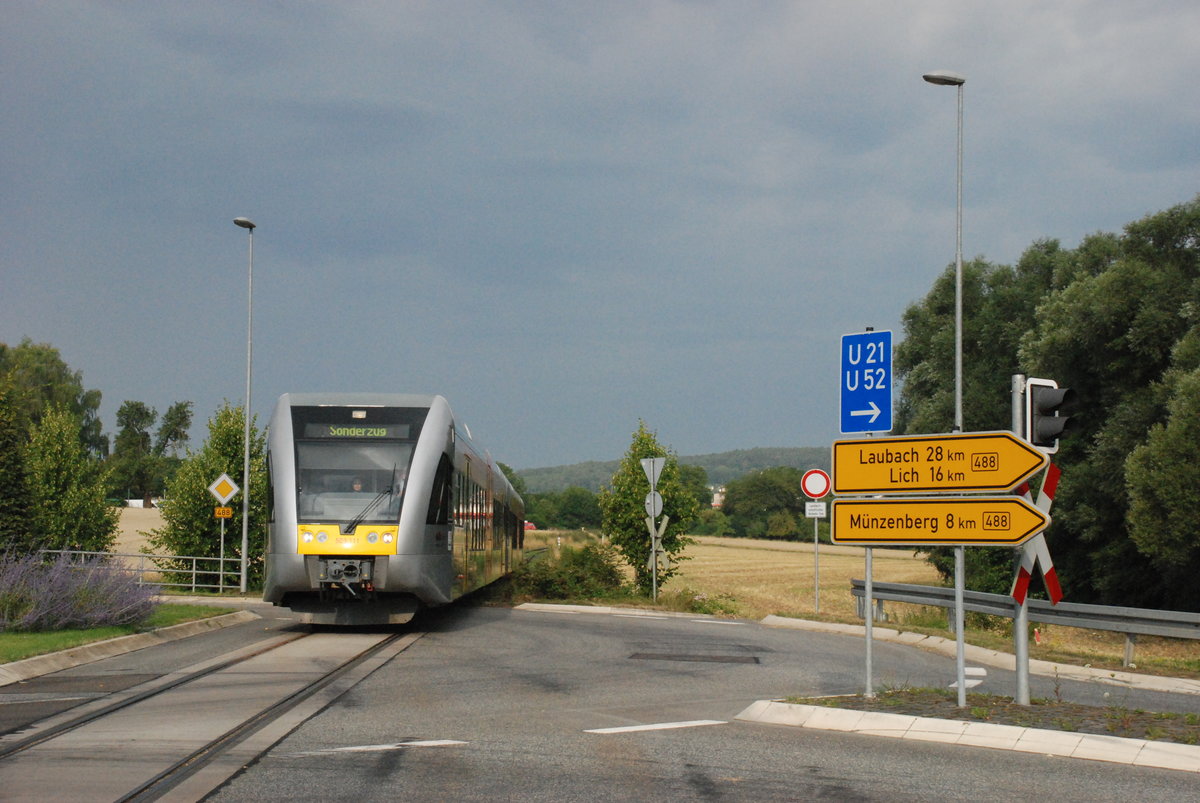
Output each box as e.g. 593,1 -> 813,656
760,614 -> 1200,696
0,609 -> 260,688
735,700 -> 1200,773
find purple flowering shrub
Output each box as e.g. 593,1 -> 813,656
0,552 -> 158,632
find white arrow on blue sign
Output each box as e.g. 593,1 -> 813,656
840,330 -> 892,434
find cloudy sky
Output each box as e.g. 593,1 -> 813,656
4,1 -> 1198,469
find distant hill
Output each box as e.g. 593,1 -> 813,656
518,446 -> 830,493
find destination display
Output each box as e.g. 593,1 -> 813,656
830,496 -> 1049,546
303,424 -> 410,439
832,431 -> 1047,495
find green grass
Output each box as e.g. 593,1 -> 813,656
0,603 -> 230,663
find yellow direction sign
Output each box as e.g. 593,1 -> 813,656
214,506 -> 233,519
831,496 -> 1049,546
832,431 -> 1047,495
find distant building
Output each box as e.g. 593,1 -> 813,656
710,486 -> 725,509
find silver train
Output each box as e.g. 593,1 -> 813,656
263,393 -> 524,625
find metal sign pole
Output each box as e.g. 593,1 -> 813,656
865,547 -> 874,698
219,518 -> 226,593
813,516 -> 820,614
954,546 -> 966,706
1012,373 -> 1031,704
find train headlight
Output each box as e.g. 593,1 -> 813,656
367,532 -> 379,544
383,532 -> 395,544
302,532 -> 314,543
316,531 -> 328,543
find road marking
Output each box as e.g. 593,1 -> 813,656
950,666 -> 988,690
292,740 -> 467,755
616,614 -> 668,620
690,619 -> 746,625
585,720 -> 726,734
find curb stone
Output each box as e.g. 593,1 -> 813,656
735,700 -> 1200,773
0,610 -> 260,687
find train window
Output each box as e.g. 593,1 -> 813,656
293,441 -> 413,523
289,405 -> 426,524
426,453 -> 453,525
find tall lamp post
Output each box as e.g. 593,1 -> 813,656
922,70 -> 966,433
923,70 -> 967,705
233,217 -> 256,593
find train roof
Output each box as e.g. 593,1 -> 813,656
278,392 -> 444,409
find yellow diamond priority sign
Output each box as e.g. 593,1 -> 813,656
208,473 -> 240,506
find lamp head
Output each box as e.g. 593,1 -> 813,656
923,71 -> 966,86
233,217 -> 257,230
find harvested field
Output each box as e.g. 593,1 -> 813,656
674,536 -> 939,622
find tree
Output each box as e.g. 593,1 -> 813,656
556,486 -> 601,530
720,466 -> 806,539
678,463 -> 713,509
0,338 -> 105,456
108,401 -> 159,505
894,195 -> 1200,607
498,462 -> 527,496
1017,198 -> 1200,607
155,401 -> 193,458
0,387 -> 32,553
108,400 -> 193,505
150,404 -> 268,588
523,493 -> 559,529
597,421 -> 698,594
1125,364 -> 1200,608
25,405 -> 118,552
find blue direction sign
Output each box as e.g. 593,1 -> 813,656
840,330 -> 892,434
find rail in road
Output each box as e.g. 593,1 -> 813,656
0,629 -> 423,801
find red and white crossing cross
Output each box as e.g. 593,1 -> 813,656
1010,463 -> 1063,605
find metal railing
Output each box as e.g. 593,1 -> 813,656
851,579 -> 1200,666
40,550 -> 244,595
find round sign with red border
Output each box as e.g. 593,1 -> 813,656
801,469 -> 831,499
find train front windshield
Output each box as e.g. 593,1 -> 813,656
291,405 -> 429,525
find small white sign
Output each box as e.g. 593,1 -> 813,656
208,473 -> 240,505
806,502 -> 827,519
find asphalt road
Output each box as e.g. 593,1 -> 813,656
204,604 -> 1199,801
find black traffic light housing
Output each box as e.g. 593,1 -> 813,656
1025,377 -> 1076,453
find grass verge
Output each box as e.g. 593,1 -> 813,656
787,687 -> 1200,745
0,603 -> 231,664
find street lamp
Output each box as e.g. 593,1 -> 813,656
923,70 -> 966,706
233,217 -> 256,593
922,70 -> 965,433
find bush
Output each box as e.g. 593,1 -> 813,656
0,553 -> 158,632
512,543 -> 625,600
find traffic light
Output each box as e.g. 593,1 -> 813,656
1025,377 -> 1076,453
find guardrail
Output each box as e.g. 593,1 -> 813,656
40,550 -> 243,595
851,579 -> 1200,667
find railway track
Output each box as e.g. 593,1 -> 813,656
0,629 -> 423,801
